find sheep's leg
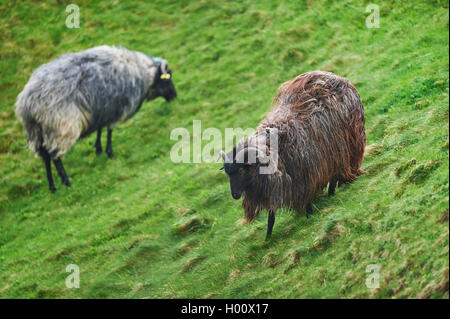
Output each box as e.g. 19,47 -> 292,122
39,147 -> 56,192
106,127 -> 114,159
265,210 -> 275,240
337,176 -> 348,187
95,128 -> 102,155
328,178 -> 337,196
53,158 -> 71,187
306,203 -> 313,217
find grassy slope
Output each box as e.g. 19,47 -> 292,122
0,0 -> 448,298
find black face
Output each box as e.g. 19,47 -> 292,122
150,65 -> 177,102
223,162 -> 252,200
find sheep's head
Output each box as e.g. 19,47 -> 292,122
148,58 -> 177,102
219,147 -> 267,200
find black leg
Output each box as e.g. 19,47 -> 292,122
328,178 -> 337,196
306,203 -> 313,218
39,147 -> 56,192
95,128 -> 102,155
106,127 -> 114,159
266,210 -> 275,240
53,158 -> 71,187
338,177 -> 346,187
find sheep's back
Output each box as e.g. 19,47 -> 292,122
259,71 -> 365,209
16,46 -> 149,137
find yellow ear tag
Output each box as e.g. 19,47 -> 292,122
160,74 -> 171,79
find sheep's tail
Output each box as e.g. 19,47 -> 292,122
15,102 -> 43,158
15,99 -> 88,158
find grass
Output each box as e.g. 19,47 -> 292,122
0,0 -> 448,298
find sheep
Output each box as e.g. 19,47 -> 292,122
15,45 -> 177,192
219,71 -> 366,240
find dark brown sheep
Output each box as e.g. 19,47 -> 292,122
219,71 -> 366,239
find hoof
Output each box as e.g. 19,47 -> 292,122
63,180 -> 71,187
49,186 -> 56,193
95,148 -> 102,155
106,151 -> 114,159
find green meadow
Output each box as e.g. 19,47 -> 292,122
0,0 -> 448,298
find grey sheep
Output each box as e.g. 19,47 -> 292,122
15,45 -> 177,192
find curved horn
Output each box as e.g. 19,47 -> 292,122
217,150 -> 228,162
160,60 -> 168,74
235,147 -> 266,164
